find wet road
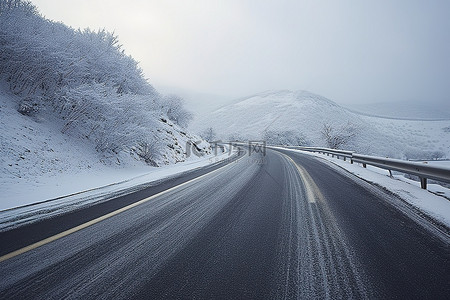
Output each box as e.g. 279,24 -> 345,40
0,148 -> 449,299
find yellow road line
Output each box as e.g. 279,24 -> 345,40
0,154 -> 243,263
281,153 -> 325,204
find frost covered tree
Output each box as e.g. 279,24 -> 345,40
0,0 -> 195,164
161,95 -> 193,128
263,130 -> 309,146
404,149 -> 446,161
430,151 -> 445,160
228,133 -> 246,142
135,140 -> 163,167
200,127 -> 216,142
321,122 -> 358,149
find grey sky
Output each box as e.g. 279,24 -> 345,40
32,0 -> 450,105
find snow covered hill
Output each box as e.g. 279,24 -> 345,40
0,1 -> 215,209
0,0 -> 211,165
0,84 -> 217,210
192,90 -> 450,159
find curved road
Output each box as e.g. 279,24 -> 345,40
0,148 -> 449,299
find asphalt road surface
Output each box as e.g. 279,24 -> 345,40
0,148 -> 449,299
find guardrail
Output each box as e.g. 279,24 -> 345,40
294,147 -> 353,162
287,146 -> 450,190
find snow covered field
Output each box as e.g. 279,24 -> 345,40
278,147 -> 450,228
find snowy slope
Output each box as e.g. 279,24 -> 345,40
192,90 -> 450,158
0,2 -> 217,211
192,90 -> 358,139
0,85 -> 215,210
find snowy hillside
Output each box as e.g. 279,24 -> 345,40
0,1 -> 215,209
192,90 -> 450,159
0,0 -> 209,167
0,82 -> 215,206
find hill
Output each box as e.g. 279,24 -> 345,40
192,90 -> 450,159
0,0 -> 215,209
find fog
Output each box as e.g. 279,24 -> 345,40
32,0 -> 449,105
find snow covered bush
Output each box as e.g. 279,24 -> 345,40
0,0 -> 200,165
161,94 -> 193,128
321,122 -> 358,149
200,127 -> 217,142
403,149 -> 446,161
135,140 -> 164,167
263,130 -> 309,146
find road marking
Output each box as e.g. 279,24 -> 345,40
282,153 -> 325,204
0,153 -> 245,263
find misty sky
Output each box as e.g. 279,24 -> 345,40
32,0 -> 449,105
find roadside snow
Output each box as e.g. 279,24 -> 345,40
275,147 -> 450,228
1,147 -> 234,211
0,146 -> 236,231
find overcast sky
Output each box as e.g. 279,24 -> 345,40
32,0 -> 449,105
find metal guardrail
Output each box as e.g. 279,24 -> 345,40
288,146 -> 450,190
294,146 -> 353,161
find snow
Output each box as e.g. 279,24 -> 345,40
192,90 -> 450,159
1,149 -> 232,211
0,3 -> 222,230
0,86 -> 232,213
358,115 -> 450,159
0,144 -> 235,231
276,147 -> 450,227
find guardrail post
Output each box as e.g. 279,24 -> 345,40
420,177 -> 427,189
362,163 -> 366,168
350,159 -> 353,164
343,157 -> 346,161
388,170 -> 393,177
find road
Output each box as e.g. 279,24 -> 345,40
0,148 -> 449,299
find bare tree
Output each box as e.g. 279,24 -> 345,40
200,127 -> 216,141
162,95 -> 193,127
431,151 -> 445,160
263,130 -> 309,146
321,122 -> 357,149
136,140 -> 162,167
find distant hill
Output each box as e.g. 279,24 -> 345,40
192,90 -> 450,159
345,101 -> 450,120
